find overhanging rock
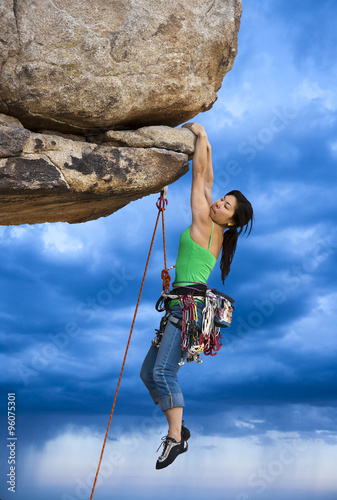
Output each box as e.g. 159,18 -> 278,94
0,0 -> 242,133
0,114 -> 194,225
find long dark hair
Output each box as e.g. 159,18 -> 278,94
220,190 -> 253,283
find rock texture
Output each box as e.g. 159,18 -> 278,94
0,0 -> 242,133
0,114 -> 192,225
96,126 -> 196,156
0,1 -> 242,225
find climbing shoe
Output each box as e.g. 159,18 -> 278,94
155,436 -> 188,470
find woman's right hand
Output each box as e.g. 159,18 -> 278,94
182,122 -> 206,137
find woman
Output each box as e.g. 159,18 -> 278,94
140,122 -> 253,469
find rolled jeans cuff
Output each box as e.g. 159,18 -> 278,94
159,392 -> 185,412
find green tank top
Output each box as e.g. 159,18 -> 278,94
173,222 -> 217,288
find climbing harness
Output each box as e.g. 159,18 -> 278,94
90,188 -> 169,500
153,283 -> 235,365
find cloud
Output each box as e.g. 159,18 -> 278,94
41,223 -> 84,254
16,421 -> 337,500
292,80 -> 337,112
329,140 -> 337,159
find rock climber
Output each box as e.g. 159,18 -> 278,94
140,122 -> 254,469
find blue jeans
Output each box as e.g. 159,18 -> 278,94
140,302 -> 204,412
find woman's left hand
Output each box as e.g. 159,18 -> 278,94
182,122 -> 206,137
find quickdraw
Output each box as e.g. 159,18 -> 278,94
153,283 -> 234,365
178,294 -> 201,365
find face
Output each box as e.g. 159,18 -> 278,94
210,195 -> 237,227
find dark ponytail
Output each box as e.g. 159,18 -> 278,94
220,190 -> 253,283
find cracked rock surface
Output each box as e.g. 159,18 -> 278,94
0,1 -> 242,225
0,0 -> 242,133
0,114 -> 191,225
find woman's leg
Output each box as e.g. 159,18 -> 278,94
151,303 -> 205,418
141,313 -> 185,442
152,317 -> 186,414
165,406 -> 183,442
144,304 -> 204,469
140,344 -> 161,405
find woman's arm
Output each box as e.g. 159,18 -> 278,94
182,123 -> 213,245
204,140 -> 213,206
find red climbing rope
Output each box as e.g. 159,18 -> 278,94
90,189 -> 169,500
157,185 -> 174,294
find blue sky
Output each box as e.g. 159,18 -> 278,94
1,1 -> 337,499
